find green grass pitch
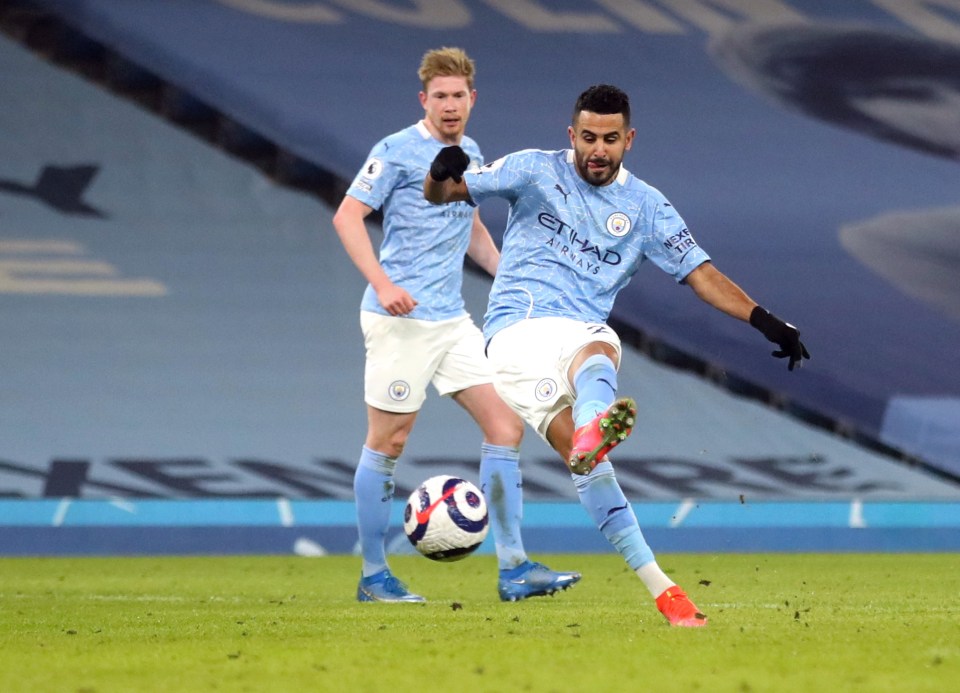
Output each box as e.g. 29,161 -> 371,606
1,553 -> 956,692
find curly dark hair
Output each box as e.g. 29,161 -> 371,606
573,84 -> 630,126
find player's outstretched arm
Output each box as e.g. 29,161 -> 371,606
684,262 -> 810,371
424,145 -> 473,204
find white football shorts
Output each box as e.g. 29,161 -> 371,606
361,311 -> 493,413
485,317 -> 622,439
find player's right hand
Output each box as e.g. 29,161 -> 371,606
378,283 -> 417,316
430,146 -> 470,183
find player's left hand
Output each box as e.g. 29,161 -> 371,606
430,146 -> 470,183
749,306 -> 810,371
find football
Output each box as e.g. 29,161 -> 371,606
403,475 -> 489,561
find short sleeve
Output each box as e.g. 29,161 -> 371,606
462,151 -> 530,205
642,195 -> 710,282
345,142 -> 406,211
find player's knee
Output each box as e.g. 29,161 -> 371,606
486,414 -> 524,447
366,432 -> 409,459
385,435 -> 408,458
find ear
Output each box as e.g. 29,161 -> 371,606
624,127 -> 636,151
567,125 -> 576,147
418,91 -> 428,110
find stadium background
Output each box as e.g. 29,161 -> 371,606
1,0 -> 958,556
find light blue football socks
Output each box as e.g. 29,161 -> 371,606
573,461 -> 673,597
354,445 -> 397,578
572,354 -> 618,427
480,443 -> 528,570
573,460 -> 643,552
570,356 -> 676,597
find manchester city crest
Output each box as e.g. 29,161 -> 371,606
606,212 -> 631,237
388,380 -> 411,401
535,378 -> 558,402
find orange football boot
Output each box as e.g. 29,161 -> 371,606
567,397 -> 637,475
656,586 -> 708,627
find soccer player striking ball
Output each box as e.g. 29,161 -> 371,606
424,84 -> 809,627
332,47 -> 580,604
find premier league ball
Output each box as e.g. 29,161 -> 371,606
403,475 -> 489,561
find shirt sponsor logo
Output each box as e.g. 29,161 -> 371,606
663,228 -> 698,256
538,211 -> 622,274
440,207 -> 473,219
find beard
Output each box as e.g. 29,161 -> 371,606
575,154 -> 618,186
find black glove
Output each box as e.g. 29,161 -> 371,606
430,145 -> 470,183
750,306 -> 810,371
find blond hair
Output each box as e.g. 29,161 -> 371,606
418,47 -> 475,91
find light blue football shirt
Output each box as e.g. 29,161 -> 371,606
462,149 -> 710,341
346,121 -> 482,321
